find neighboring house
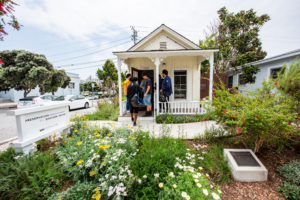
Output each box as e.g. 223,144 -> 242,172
113,24 -> 218,121
226,48 -> 300,93
0,72 -> 80,102
86,76 -> 102,85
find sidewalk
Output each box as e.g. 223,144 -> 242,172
89,120 -> 220,139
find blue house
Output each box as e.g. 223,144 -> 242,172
227,48 -> 300,93
0,72 -> 80,102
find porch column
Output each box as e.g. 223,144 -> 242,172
117,57 -> 123,116
209,54 -> 214,101
150,57 -> 165,117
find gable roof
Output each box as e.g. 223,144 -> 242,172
127,24 -> 201,51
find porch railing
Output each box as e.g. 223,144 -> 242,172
158,101 -> 208,115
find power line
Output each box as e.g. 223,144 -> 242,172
34,31 -> 131,51
66,62 -> 117,71
23,26 -> 130,48
48,37 -> 130,57
51,40 -> 132,63
55,58 -> 116,68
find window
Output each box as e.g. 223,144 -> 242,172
228,76 -> 233,88
69,82 -> 75,89
270,67 -> 284,79
160,42 -> 167,49
78,95 -> 85,99
69,96 -> 77,101
238,74 -> 246,85
174,70 -> 187,100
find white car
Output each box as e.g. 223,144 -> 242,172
53,95 -> 89,110
87,95 -> 98,100
18,95 -> 57,109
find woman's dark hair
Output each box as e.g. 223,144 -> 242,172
129,77 -> 138,82
126,73 -> 131,78
142,71 -> 148,77
162,70 -> 168,75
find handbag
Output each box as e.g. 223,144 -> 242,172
131,85 -> 145,108
159,91 -> 166,102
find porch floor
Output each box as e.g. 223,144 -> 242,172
121,110 -> 154,118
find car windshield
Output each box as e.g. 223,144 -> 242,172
19,96 -> 39,101
53,96 -> 65,101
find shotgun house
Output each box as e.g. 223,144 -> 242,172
113,24 -> 218,121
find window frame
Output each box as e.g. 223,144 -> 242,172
267,64 -> 284,81
270,67 -> 284,79
238,74 -> 247,86
69,82 -> 75,90
171,68 -> 190,101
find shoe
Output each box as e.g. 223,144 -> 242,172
148,111 -> 152,116
142,111 -> 149,117
133,122 -> 137,126
131,117 -> 134,122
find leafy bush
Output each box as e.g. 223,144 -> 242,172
0,150 -> 68,199
201,125 -> 228,143
156,113 -> 215,124
85,102 -> 119,121
208,80 -> 296,153
277,160 -> 300,185
277,182 -> 300,200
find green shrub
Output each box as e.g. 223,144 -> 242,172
201,125 -> 228,143
209,80 -> 296,153
278,182 -> 300,200
277,160 -> 300,185
85,103 -> 119,121
0,150 -> 68,199
156,113 -> 215,124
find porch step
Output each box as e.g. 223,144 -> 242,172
118,116 -> 154,122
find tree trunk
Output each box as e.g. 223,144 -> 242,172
24,88 -> 31,97
52,92 -> 55,95
39,84 -> 45,95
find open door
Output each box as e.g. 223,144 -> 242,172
131,67 -> 141,84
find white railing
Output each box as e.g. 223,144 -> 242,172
122,100 -> 127,115
158,101 -> 208,115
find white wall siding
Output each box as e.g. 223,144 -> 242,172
142,34 -> 186,50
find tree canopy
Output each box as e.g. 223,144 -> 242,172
96,60 -> 118,83
201,7 -> 270,83
0,0 -> 22,41
83,81 -> 101,92
40,69 -> 71,95
0,50 -> 54,97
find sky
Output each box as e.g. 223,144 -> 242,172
1,0 -> 300,80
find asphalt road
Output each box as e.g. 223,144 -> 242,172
0,100 -> 99,144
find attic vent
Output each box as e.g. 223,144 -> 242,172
160,42 -> 167,49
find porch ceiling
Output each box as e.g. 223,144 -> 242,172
113,49 -> 219,59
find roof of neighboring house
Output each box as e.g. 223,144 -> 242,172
226,48 -> 300,72
126,24 -> 201,51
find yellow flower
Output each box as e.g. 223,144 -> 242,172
92,191 -> 101,200
77,142 -> 82,145
206,174 -> 210,177
107,133 -> 112,136
186,195 -> 190,200
199,167 -> 203,170
173,184 -> 177,188
120,128 -> 123,130
128,136 -> 136,140
197,173 -> 201,177
94,187 -> 101,191
82,136 -> 85,138
89,170 -> 97,176
64,141 -> 67,144
218,189 -> 222,194
74,130 -> 78,132
77,160 -> 84,165
84,126 -> 87,128
96,134 -> 100,137
127,125 -> 133,128
159,183 -> 163,188
181,192 -> 187,198
197,183 -> 202,188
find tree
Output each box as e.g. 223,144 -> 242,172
40,69 -> 71,95
96,60 -> 118,84
0,67 -> 10,91
0,0 -> 22,41
83,81 -> 101,92
80,83 -> 84,92
202,7 -> 270,83
0,50 -> 54,97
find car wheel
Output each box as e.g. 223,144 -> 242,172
85,102 -> 89,109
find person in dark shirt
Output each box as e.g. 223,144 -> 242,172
161,70 -> 173,111
127,77 -> 143,126
142,71 -> 152,116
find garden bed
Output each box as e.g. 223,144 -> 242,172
156,113 -> 216,124
188,137 -> 300,200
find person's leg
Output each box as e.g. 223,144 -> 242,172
143,95 -> 151,117
129,102 -> 134,122
133,108 -> 138,126
126,95 -> 129,111
166,96 -> 169,112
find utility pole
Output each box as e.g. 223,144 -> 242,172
131,26 -> 138,44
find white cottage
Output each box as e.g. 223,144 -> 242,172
113,24 -> 218,121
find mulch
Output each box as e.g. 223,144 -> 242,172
189,140 -> 300,200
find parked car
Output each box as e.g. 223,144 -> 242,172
103,90 -> 117,97
53,95 -> 89,110
87,95 -> 98,100
17,95 -> 57,109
